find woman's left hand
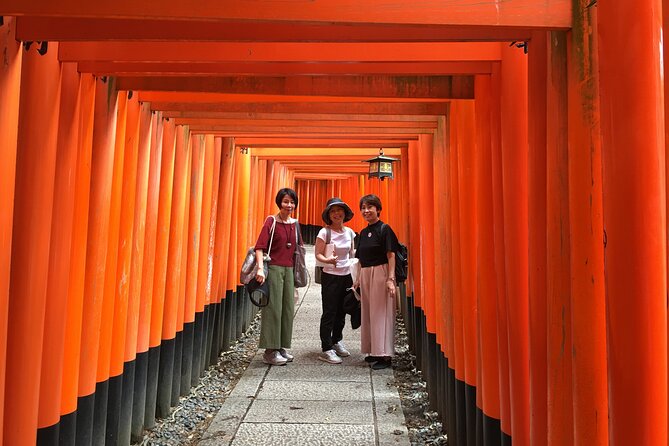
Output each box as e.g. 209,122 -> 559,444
386,280 -> 396,297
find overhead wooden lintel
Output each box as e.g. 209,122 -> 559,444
118,75 -> 474,99
3,0 -> 571,28
173,117 -> 437,129
234,137 -> 411,148
77,61 -> 494,76
163,111 -> 441,122
187,124 -> 435,134
59,41 -> 502,63
16,17 -> 535,42
249,148 -> 402,156
146,100 -> 451,116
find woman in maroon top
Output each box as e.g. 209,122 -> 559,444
253,188 -> 301,366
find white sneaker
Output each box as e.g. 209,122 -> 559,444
318,349 -> 342,364
263,350 -> 287,366
279,348 -> 294,362
333,341 -> 350,357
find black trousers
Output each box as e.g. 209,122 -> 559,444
320,272 -> 352,351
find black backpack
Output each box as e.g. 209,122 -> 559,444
394,242 -> 408,283
382,223 -> 408,283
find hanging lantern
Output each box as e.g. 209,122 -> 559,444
363,148 -> 398,180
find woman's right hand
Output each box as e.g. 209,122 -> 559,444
351,280 -> 359,289
326,255 -> 338,266
256,268 -> 265,284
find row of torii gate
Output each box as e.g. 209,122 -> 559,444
0,1 -> 667,445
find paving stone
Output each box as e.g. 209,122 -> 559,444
257,380 -> 372,401
243,400 -> 373,424
266,363 -> 371,382
231,422 -> 376,446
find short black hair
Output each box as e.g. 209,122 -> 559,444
275,188 -> 298,208
359,194 -> 382,212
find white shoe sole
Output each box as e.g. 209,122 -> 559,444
318,356 -> 342,364
334,350 -> 350,357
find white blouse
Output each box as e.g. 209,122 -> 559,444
316,226 -> 355,276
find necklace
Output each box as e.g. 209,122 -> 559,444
279,215 -> 292,248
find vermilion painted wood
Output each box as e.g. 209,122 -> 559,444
0,17 -> 21,442
170,112 -> 433,123
16,16 -> 533,42
545,31 -> 574,446
96,93 -> 128,385
398,146 -> 412,294
417,134 -> 437,335
430,117 -> 447,351
227,150 -> 242,288
407,141 -> 422,310
149,118 -> 176,349
177,142 -> 193,333
490,62 -> 512,438
116,75 -> 474,100
147,100 -> 450,116
162,125 -> 190,342
60,73 -> 95,417
2,0 -> 571,28
196,135 -> 216,309
78,61 -> 494,76
59,42 -> 501,62
567,6 -> 608,444
185,136 -> 205,324
500,45 -> 530,446
456,102 -> 478,388
38,62 -> 80,430
599,0 -> 668,444
207,137 -> 225,305
4,40 -> 61,446
110,94 -> 141,378
136,112 -> 164,356
174,118 -> 438,129
449,105 -> 465,387
223,144 -> 239,292
238,152 -> 252,271
527,31 -> 548,446
124,102 -> 154,364
78,78 -> 118,399
474,75 -> 501,420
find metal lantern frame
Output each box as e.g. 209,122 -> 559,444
363,148 -> 399,180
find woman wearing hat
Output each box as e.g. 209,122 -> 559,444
254,187 -> 301,366
315,198 -> 356,364
354,194 -> 399,370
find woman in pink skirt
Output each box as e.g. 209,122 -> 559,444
353,194 -> 399,370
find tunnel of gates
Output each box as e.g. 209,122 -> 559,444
1,1 -> 669,445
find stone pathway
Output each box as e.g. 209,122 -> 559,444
199,246 -> 410,445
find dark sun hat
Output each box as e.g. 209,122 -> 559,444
322,197 -> 354,225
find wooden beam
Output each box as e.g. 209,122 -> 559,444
187,124 -> 435,134
118,75 -> 474,99
16,17 -> 534,42
145,100 -> 451,116
206,132 -> 418,144
172,118 -> 437,129
249,148 -> 402,156
3,0 -> 571,28
162,111 -> 440,122
235,137 -> 411,148
77,61 -> 494,76
59,42 -> 502,62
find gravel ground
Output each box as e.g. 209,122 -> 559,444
135,313 -> 447,445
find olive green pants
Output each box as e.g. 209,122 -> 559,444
259,265 -> 295,349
